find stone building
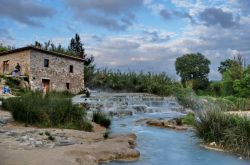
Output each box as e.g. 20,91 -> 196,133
0,46 -> 84,94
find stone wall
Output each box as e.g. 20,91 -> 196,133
29,50 -> 84,94
0,50 -> 31,75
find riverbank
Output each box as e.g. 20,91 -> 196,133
0,110 -> 139,165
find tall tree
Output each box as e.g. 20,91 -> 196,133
233,66 -> 250,98
218,59 -> 241,74
68,33 -> 85,58
222,63 -> 244,96
175,53 -> 211,90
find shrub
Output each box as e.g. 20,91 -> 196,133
92,111 -> 111,128
174,88 -> 200,110
195,110 -> 250,158
2,91 -> 92,131
182,112 -> 195,125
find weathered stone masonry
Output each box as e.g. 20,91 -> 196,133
0,50 -> 31,75
0,47 -> 84,94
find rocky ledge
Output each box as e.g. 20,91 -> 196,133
137,118 -> 190,131
0,110 -> 140,165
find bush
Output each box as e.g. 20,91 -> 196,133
195,110 -> 250,158
2,91 -> 92,131
174,88 -> 200,110
182,112 -> 195,125
92,111 -> 111,128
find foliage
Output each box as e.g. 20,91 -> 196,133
195,110 -> 250,158
224,96 -> 250,111
33,40 -> 72,56
85,69 -> 180,96
232,65 -> 250,98
218,59 -> 241,74
174,87 -> 200,110
0,75 -> 28,96
181,112 -> 196,125
68,33 -> 85,58
2,91 -> 92,131
0,43 -> 14,52
175,53 -> 211,90
32,34 -> 94,66
174,88 -> 237,111
209,81 -> 222,96
92,111 -> 111,128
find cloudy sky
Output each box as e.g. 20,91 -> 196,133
0,0 -> 250,80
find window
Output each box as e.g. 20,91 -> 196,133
69,65 -> 73,73
44,59 -> 49,67
66,83 -> 70,90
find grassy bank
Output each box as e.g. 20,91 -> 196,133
174,87 -> 250,112
195,110 -> 250,158
2,91 -> 92,131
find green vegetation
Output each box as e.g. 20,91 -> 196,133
0,75 -> 28,95
92,111 -> 111,128
175,53 -> 210,90
195,110 -> 250,158
209,55 -> 250,98
85,68 -> 180,96
0,43 -> 14,52
174,87 -> 249,112
32,34 -> 94,66
2,91 -> 92,131
224,96 -> 250,111
181,112 -> 196,125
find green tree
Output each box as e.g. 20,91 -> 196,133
68,33 -> 85,58
233,65 -> 250,97
221,60 -> 244,96
218,59 -> 240,74
175,53 -> 210,90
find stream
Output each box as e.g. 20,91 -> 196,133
73,92 -> 250,165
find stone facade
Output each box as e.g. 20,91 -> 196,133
0,50 -> 31,75
0,47 -> 84,94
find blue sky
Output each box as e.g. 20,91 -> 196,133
0,0 -> 250,80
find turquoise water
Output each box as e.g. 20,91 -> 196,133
108,113 -> 250,165
73,93 -> 249,165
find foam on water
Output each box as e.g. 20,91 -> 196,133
72,92 -> 250,165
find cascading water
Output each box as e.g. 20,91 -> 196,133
72,92 -> 249,165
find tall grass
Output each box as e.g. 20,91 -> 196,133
174,88 -> 245,112
224,96 -> 250,111
2,91 -> 92,131
195,110 -> 250,158
92,111 -> 111,128
85,69 -> 180,96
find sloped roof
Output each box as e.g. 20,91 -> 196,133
0,46 -> 84,62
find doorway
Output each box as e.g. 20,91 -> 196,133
3,60 -> 9,74
42,79 -> 50,93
